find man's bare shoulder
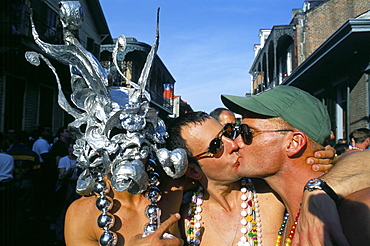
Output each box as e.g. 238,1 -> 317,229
67,196 -> 99,216
65,196 -> 100,246
339,148 -> 370,161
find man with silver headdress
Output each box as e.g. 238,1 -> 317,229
26,2 -> 189,245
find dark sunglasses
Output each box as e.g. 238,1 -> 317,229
193,123 -> 235,160
236,124 -> 293,145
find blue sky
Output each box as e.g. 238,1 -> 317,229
99,0 -> 303,113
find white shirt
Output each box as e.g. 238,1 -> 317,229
32,138 -> 51,163
0,153 -> 14,182
58,156 -> 78,179
58,155 -> 77,170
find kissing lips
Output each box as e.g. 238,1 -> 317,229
234,157 -> 240,167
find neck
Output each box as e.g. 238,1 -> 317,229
354,143 -> 365,150
202,179 -> 242,211
106,180 -> 148,208
264,161 -> 324,220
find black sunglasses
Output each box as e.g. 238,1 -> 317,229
193,123 -> 235,160
236,124 -> 293,145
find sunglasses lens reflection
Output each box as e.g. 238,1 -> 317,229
209,137 -> 222,154
240,124 -> 252,145
222,123 -> 236,139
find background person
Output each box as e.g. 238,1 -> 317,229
0,139 -> 16,245
336,138 -> 347,144
51,126 -> 71,167
347,127 -> 370,152
333,142 -> 349,156
209,107 -> 236,125
54,141 -> 81,245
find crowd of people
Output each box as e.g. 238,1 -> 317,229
0,125 -> 82,246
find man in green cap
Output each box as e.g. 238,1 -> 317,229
222,85 -> 370,245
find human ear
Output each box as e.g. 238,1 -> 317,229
286,131 -> 307,157
365,137 -> 370,146
185,162 -> 203,180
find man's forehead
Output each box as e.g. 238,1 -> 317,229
241,117 -> 277,128
182,118 -> 222,139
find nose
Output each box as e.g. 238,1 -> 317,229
223,135 -> 239,151
234,135 -> 245,148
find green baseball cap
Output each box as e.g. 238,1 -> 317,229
221,85 -> 331,144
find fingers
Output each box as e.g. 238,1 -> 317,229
315,146 -> 336,159
153,213 -> 181,237
126,214 -> 183,246
307,146 -> 336,172
311,163 -> 332,172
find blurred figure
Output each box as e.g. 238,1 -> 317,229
210,107 -> 236,125
8,131 -> 40,212
32,124 -> 52,166
50,126 -> 71,168
4,128 -> 17,151
333,142 -> 350,156
8,131 -> 40,175
7,131 -> 42,244
337,138 -> 347,144
54,141 -> 81,245
0,152 -> 14,184
0,137 -> 16,246
348,128 -> 370,152
0,132 -> 14,182
31,124 -> 56,230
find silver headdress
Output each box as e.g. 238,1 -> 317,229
25,1 -> 187,245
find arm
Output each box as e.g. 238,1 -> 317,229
321,150 -> 370,197
294,150 -> 370,246
58,167 -> 67,178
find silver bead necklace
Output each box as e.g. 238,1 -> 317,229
97,159 -> 162,245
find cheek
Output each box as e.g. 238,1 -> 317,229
238,138 -> 280,167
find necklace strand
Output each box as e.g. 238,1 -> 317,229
275,209 -> 301,246
186,178 -> 262,246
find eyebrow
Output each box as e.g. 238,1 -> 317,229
198,127 -> 223,152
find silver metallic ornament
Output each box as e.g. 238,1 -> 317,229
145,204 -> 161,219
96,196 -> 113,211
97,212 -> 115,229
99,231 -> 117,246
146,187 -> 162,203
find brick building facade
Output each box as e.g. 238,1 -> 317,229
250,0 -> 370,142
